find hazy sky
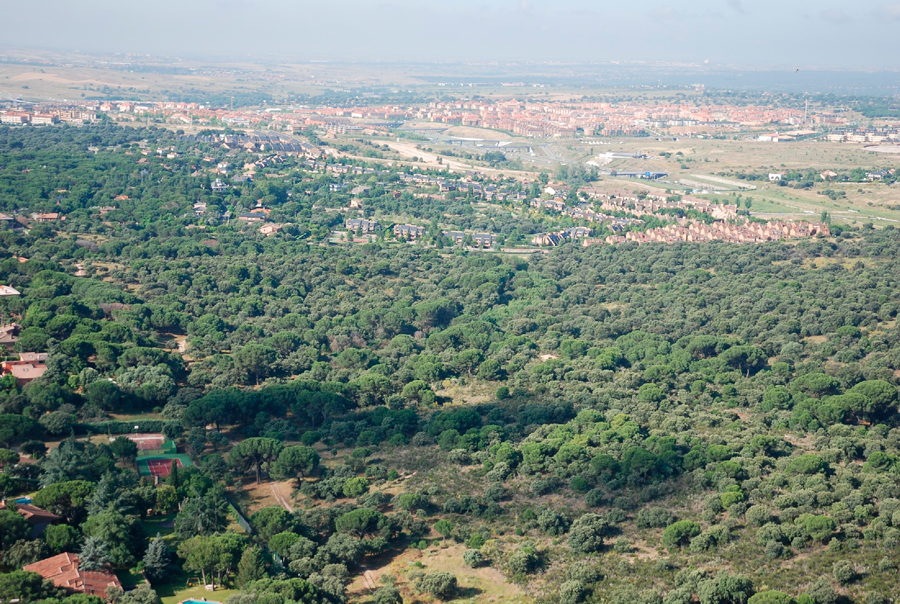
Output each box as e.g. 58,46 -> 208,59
3,0 -> 900,69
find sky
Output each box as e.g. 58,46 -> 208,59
2,0 -> 900,69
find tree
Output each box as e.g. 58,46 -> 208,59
433,519 -> 453,542
416,572 -> 458,601
142,536 -> 170,584
79,536 -> 112,571
0,509 -> 30,548
177,535 -> 218,587
233,343 -> 277,385
154,485 -> 178,515
228,437 -> 283,484
39,411 -> 76,436
342,477 -> 369,498
118,584 -> 162,604
175,494 -> 229,537
44,523 -> 81,555
274,446 -> 320,486
568,513 -> 609,553
32,480 -> 94,524
81,510 -> 146,568
0,570 -> 62,603
110,437 -> 139,463
4,538 -> 48,568
236,546 -> 267,587
0,447 -> 20,470
335,508 -> 388,539
249,506 -> 294,542
268,531 -> 300,558
20,440 -> 47,459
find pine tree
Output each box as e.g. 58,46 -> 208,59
142,536 -> 170,583
86,473 -> 122,515
167,460 -> 181,490
236,546 -> 267,587
79,536 -> 111,571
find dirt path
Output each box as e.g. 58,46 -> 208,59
361,570 -> 377,591
270,482 -> 294,512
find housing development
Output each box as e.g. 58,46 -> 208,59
2,44 -> 900,604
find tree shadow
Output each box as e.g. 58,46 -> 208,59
455,586 -> 484,599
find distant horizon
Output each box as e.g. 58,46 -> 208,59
1,0 -> 899,70
3,45 -> 899,97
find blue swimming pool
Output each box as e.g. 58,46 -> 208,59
15,497 -> 31,504
181,600 -> 221,604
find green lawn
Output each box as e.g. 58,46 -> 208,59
115,568 -> 146,590
160,585 -> 237,604
153,565 -> 238,604
140,514 -> 177,543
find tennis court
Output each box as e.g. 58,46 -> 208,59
112,433 -> 177,456
137,453 -> 193,478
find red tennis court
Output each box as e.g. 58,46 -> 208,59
145,458 -> 183,478
123,433 -> 166,451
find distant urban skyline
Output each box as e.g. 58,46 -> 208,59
1,0 -> 899,69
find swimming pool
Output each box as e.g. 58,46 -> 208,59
15,497 -> 32,504
181,600 -> 221,604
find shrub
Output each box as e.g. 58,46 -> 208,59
568,514 -> 609,553
560,580 -> 586,604
463,549 -> 483,568
662,521 -> 702,550
637,507 -> 675,529
745,505 -> 773,527
537,509 -> 569,536
508,546 -> 540,575
764,541 -> 786,560
832,560 -> 856,585
373,586 -> 403,604
416,572 -> 458,600
748,591 -> 794,604
697,572 -> 754,604
803,578 -> 837,604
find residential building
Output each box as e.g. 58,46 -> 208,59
393,224 -> 426,240
24,553 -> 122,597
31,213 -> 62,222
259,223 -> 283,236
1,359 -> 48,385
472,233 -> 496,248
0,111 -> 30,124
442,230 -> 466,245
238,213 -> 267,223
346,218 -> 379,233
0,285 -> 20,296
211,178 -> 229,192
31,114 -> 60,125
0,501 -> 61,536
0,323 -> 20,350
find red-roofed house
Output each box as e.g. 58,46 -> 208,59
0,500 -> 61,536
1,359 -> 48,385
24,553 -> 122,597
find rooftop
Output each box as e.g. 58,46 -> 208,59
24,553 -> 122,596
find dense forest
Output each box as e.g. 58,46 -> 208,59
1,125 -> 900,604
